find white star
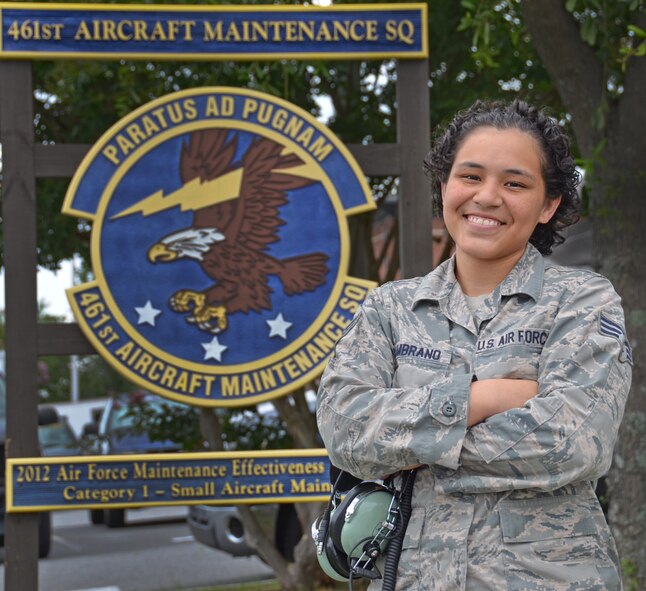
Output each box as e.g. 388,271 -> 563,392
267,313 -> 292,339
135,300 -> 162,326
202,336 -> 227,362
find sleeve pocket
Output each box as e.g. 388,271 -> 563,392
475,395 -> 564,462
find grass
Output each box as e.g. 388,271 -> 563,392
182,582 -> 281,591
175,580 -> 353,591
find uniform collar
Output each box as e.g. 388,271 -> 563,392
499,244 -> 544,302
412,243 -> 545,307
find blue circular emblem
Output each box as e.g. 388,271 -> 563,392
63,87 -> 375,406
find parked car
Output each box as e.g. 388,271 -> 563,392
82,390 -> 200,527
0,374 -> 60,559
38,415 -> 84,457
188,502 -> 302,561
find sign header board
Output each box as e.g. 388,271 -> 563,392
0,2 -> 427,61
7,449 -> 331,512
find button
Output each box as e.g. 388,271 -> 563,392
442,401 -> 456,417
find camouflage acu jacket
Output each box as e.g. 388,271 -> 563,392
317,244 -> 632,590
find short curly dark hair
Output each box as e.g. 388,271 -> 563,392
423,99 -> 581,255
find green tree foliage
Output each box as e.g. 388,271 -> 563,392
122,396 -> 206,451
123,398 -> 295,452
40,352 -> 137,403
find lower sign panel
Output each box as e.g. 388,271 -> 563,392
7,449 -> 331,511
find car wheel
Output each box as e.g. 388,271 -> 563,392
38,512 -> 52,559
105,508 -> 126,528
275,504 -> 302,562
89,509 -> 105,525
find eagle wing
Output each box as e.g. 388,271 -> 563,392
233,136 -> 314,251
180,128 -> 239,233
180,129 -> 314,251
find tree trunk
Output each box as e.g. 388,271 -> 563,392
271,390 -> 330,589
520,2 -> 646,586
592,107 -> 646,590
520,0 -> 604,154
199,404 -> 330,591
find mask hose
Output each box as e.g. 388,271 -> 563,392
380,469 -> 417,591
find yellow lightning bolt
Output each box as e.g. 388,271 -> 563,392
110,168 -> 244,220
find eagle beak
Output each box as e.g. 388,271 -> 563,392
148,243 -> 177,263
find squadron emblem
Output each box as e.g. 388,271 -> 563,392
63,87 -> 375,406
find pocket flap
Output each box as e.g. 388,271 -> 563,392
402,507 -> 425,549
499,496 -> 596,543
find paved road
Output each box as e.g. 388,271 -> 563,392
0,507 -> 273,591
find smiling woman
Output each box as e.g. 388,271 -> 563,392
316,99 -> 632,590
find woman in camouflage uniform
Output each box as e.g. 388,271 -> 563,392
317,100 -> 632,590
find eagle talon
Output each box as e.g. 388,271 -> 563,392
170,290 -> 227,334
170,290 -> 205,313
193,304 -> 228,334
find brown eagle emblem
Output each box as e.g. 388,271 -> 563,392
140,129 -> 329,334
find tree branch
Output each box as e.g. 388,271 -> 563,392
198,408 -> 224,450
198,408 -> 296,587
520,0 -> 605,153
236,505 -> 294,586
272,389 -> 319,449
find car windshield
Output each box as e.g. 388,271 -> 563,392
108,397 -> 186,432
38,422 -> 77,448
109,404 -> 139,431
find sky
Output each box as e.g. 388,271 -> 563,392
0,261 -> 75,320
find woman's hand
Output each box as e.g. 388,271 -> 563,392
468,379 -> 539,427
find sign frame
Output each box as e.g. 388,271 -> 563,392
0,3 -> 432,588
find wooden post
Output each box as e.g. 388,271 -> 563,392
0,61 -> 40,591
396,59 -> 433,279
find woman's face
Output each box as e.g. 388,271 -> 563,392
441,126 -> 560,270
